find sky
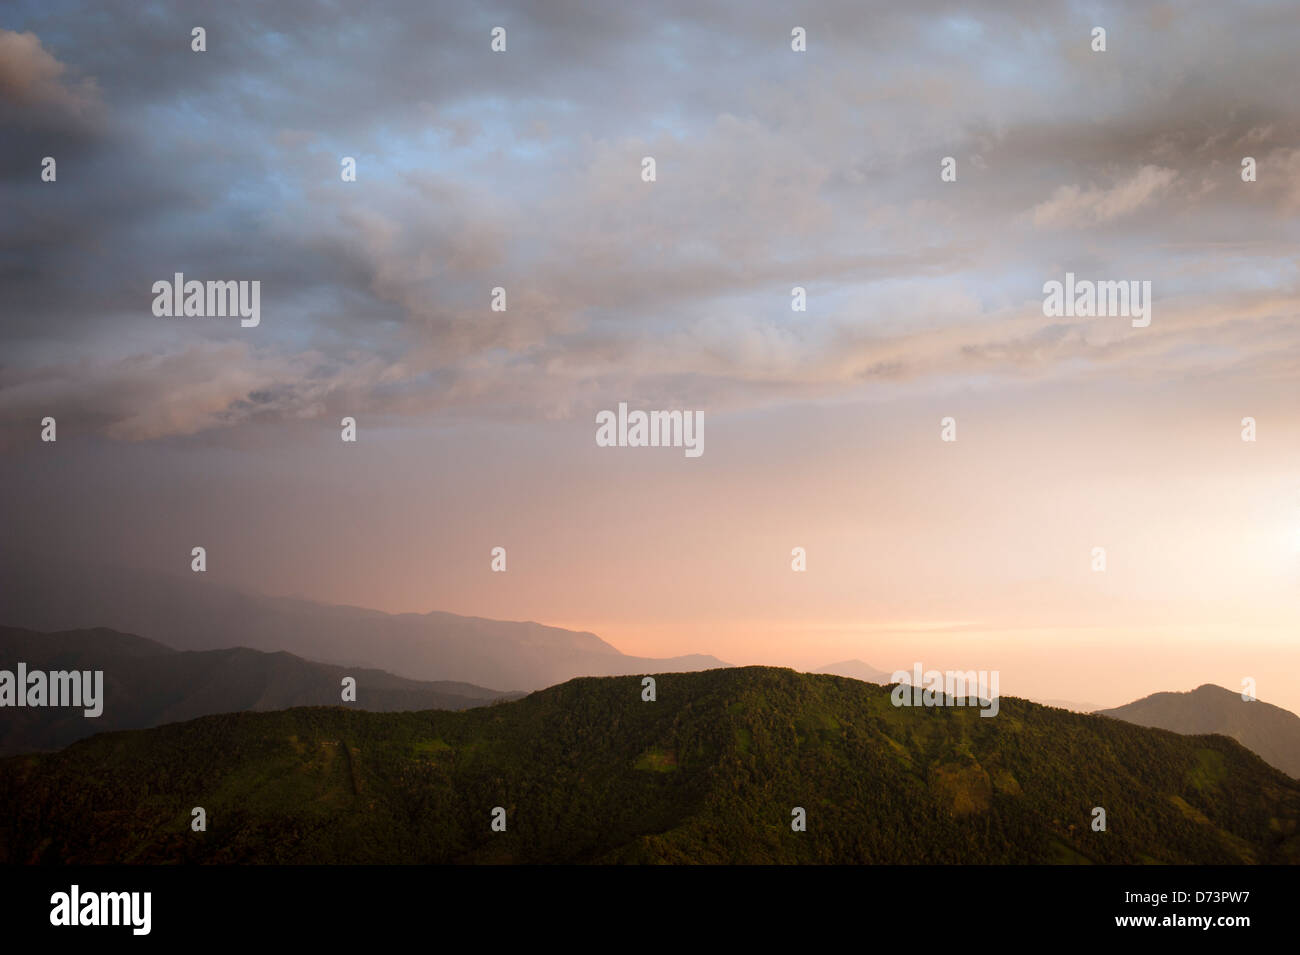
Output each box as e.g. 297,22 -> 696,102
2,1 -> 1298,711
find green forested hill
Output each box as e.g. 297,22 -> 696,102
1,667 -> 1297,864
1099,684 -> 1300,778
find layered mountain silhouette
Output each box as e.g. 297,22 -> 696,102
0,557 -> 727,690
0,626 -> 519,757
1099,684 -> 1300,779
2,667 -> 1296,864
814,660 -> 897,683
1035,699 -> 1106,714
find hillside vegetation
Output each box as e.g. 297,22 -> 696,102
2,667 -> 1297,864
1099,684 -> 1300,778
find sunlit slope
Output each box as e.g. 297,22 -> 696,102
2,667 -> 1297,864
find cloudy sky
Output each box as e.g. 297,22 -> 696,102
2,1 -> 1298,710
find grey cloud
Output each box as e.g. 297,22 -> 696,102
1,1 -> 1298,442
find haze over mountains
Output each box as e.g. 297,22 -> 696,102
813,660 -> 1102,713
4,557 -> 1297,783
1099,684 -> 1300,779
0,558 -> 726,691
815,660 -> 897,684
1036,699 -> 1106,714
0,626 -> 519,756
3,668 -> 1296,864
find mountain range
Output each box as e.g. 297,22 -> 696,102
8,612 -> 1296,782
0,557 -> 726,691
4,551 -> 1296,788
2,667 -> 1296,864
0,625 -> 519,757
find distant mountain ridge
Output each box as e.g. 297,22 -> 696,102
2,667 -> 1296,864
0,626 -> 519,756
814,660 -> 896,683
1036,699 -> 1106,714
1099,684 -> 1300,778
0,557 -> 728,691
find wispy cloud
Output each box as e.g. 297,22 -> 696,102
1030,165 -> 1179,228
